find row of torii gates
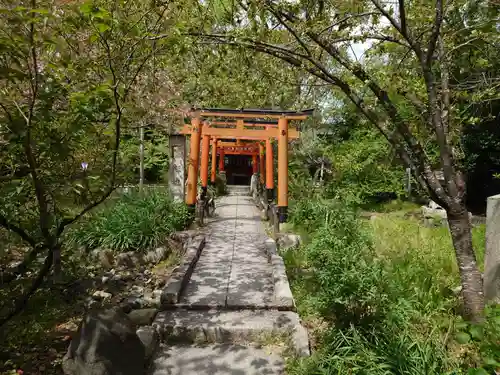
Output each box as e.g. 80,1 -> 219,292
170,108 -> 313,223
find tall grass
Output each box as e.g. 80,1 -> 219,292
67,189 -> 191,252
285,199 -> 500,375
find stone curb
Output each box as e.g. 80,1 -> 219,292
160,235 -> 206,306
292,325 -> 310,357
153,317 -> 309,357
271,255 -> 295,310
156,325 -> 288,344
160,303 -> 293,311
264,237 -> 295,310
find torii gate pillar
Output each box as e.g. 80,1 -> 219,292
211,138 -> 217,184
200,132 -> 211,198
259,143 -> 265,186
186,118 -> 202,207
265,139 -> 274,202
277,118 -> 288,223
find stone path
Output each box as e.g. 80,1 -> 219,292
180,192 -> 275,308
149,186 -> 306,375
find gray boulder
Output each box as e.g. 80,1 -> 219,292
128,308 -> 158,326
144,247 -> 168,264
277,233 -> 301,250
116,251 -> 144,268
62,309 -> 145,375
136,326 -> 160,361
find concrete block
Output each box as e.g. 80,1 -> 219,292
292,325 -> 310,357
161,235 -> 206,306
270,255 -> 295,310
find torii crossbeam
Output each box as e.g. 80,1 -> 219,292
178,107 -> 313,223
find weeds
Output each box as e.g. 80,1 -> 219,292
285,199 -> 500,375
66,189 -> 191,252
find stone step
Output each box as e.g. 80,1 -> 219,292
152,309 -> 302,345
148,343 -> 285,375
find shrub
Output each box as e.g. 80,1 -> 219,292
67,189 -> 191,252
286,199 -> 387,327
286,200 -> 498,375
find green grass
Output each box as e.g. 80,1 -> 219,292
66,189 -> 191,252
284,198 -> 499,375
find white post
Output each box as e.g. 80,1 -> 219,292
406,167 -> 412,195
139,125 -> 145,191
485,194 -> 500,302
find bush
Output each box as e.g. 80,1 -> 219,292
286,200 -> 499,375
286,199 -> 387,326
67,189 -> 191,252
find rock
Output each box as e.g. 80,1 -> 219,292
142,292 -> 159,307
130,285 -> 144,297
136,326 -> 159,361
120,303 -> 132,314
62,309 -> 145,375
114,270 -> 133,282
155,278 -> 166,288
92,290 -> 112,301
144,247 -> 168,264
452,285 -> 463,295
277,233 -> 301,250
116,251 -> 144,268
127,308 -> 158,326
85,297 -> 99,309
125,297 -> 143,310
89,248 -> 115,269
152,289 -> 163,300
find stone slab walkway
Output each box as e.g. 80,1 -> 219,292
180,191 -> 275,308
150,344 -> 284,375
150,187 -> 301,375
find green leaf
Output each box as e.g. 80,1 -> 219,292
455,331 -> 471,344
483,357 -> 500,367
97,23 -> 110,33
455,321 -> 469,330
467,368 -> 489,375
469,325 -> 484,340
80,2 -> 93,14
29,8 -> 49,14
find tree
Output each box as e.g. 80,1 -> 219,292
188,0 -> 499,321
0,0 -> 174,326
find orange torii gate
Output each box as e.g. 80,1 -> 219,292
179,108 -> 313,222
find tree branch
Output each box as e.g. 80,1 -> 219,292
24,0 -> 52,242
426,0 -> 443,66
370,0 -> 423,58
398,0 -> 407,35
0,244 -> 46,284
0,249 -> 53,328
0,214 -> 37,248
318,12 -> 380,35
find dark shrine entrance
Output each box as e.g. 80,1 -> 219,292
224,154 -> 252,185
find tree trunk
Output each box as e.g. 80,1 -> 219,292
447,207 -> 485,322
